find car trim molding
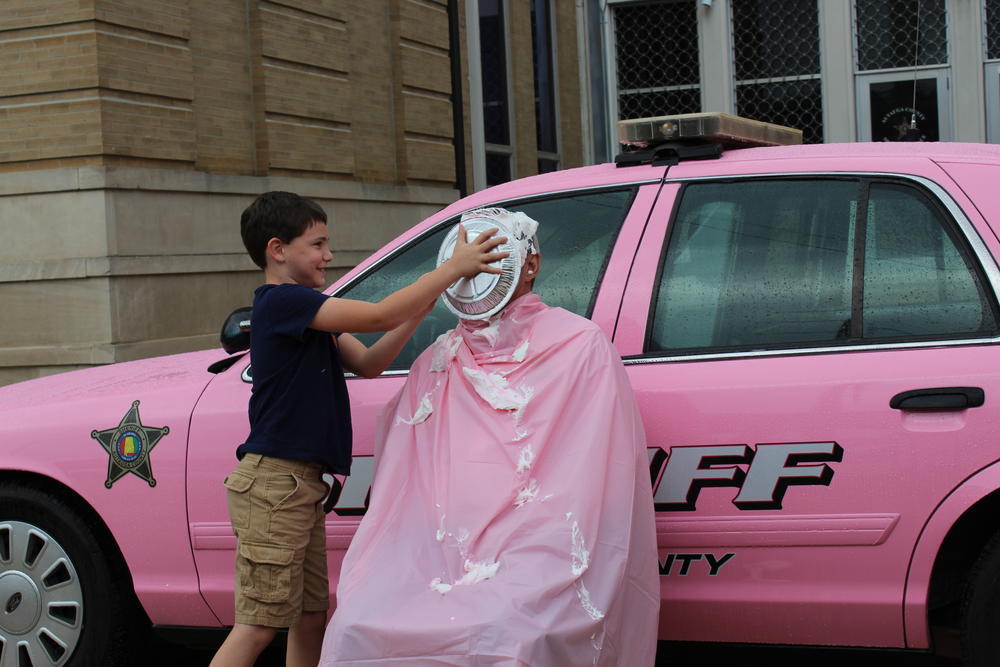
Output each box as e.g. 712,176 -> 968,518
624,336 -> 1000,365
656,512 -> 900,548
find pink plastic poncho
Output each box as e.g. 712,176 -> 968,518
320,293 -> 659,666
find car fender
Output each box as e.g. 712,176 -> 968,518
0,350 -> 226,626
904,460 -> 1000,648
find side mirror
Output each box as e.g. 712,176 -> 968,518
220,307 -> 252,354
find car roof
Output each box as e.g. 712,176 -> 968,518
704,140 -> 1000,165
330,140 -> 1000,292
440,162 -> 666,215
451,142 -> 1000,214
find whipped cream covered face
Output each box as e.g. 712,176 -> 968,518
437,208 -> 539,320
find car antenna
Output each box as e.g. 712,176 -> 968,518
903,0 -> 923,141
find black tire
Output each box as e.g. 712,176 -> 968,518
0,482 -> 140,666
960,528 -> 1000,666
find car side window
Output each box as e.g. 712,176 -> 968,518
647,178 -> 998,354
341,188 -> 635,371
863,183 -> 996,337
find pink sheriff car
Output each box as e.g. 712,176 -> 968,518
4,113 -> 1000,666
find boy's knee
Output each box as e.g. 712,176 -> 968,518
234,622 -> 279,648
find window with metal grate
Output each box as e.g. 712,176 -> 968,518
987,0 -> 1000,61
855,0 -> 947,71
612,0 -> 701,121
731,0 -> 823,144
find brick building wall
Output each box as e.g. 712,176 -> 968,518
0,0 -> 464,181
0,0 -> 587,385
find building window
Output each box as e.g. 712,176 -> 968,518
856,0 -> 947,71
854,0 -> 950,142
986,0 -> 1000,142
731,0 -> 823,144
480,0 -> 513,185
485,152 -> 512,185
988,0 -> 1000,59
611,0 -> 700,120
531,0 -> 560,173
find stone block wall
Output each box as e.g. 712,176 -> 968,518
0,168 -> 453,385
0,0 -> 463,182
0,0 -> 464,385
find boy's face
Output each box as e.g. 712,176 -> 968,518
274,221 -> 332,288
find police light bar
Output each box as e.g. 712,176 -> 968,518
618,112 -> 802,149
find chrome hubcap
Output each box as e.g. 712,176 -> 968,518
0,522 -> 82,667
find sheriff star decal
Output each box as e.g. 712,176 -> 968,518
91,400 -> 169,489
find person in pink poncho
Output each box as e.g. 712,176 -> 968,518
320,208 -> 659,666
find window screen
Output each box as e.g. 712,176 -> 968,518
855,0 -> 947,71
987,0 -> 1000,60
613,0 -> 701,120
731,0 -> 823,143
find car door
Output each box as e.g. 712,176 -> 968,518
185,183 -> 659,623
617,169 -> 1000,648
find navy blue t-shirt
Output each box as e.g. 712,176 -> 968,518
237,283 -> 353,475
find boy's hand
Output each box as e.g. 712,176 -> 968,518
448,224 -> 509,279
311,225 -> 508,336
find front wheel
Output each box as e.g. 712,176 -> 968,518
960,528 -> 1000,666
0,483 -> 138,666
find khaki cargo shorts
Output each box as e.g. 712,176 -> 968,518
224,452 -> 330,627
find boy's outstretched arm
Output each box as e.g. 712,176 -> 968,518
310,225 -> 506,334
336,300 -> 434,378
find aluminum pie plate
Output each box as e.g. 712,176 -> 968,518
437,216 -> 521,320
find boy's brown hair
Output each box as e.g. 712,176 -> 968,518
240,191 -> 328,269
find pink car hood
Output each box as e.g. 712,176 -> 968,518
0,349 -> 223,413
0,348 -> 226,484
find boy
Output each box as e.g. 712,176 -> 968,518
210,191 -> 508,667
